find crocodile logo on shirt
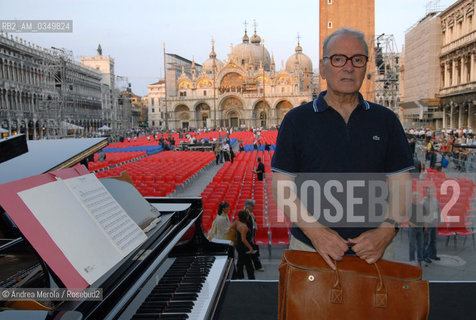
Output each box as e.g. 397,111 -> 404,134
373,136 -> 380,141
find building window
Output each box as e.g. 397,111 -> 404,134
151,98 -> 154,106
152,108 -> 155,113
203,90 -> 207,96
328,0 -> 332,4
328,21 -> 332,29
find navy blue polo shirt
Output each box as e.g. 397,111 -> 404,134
271,91 -> 414,247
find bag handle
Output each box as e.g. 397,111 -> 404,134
331,259 -> 387,308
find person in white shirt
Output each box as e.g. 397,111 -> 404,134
208,202 -> 231,240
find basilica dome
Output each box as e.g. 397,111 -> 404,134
202,51 -> 224,74
285,44 -> 313,73
230,31 -> 271,71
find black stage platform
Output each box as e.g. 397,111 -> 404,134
215,281 -> 476,320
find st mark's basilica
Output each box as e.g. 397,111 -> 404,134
147,27 -> 317,129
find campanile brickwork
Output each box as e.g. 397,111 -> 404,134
319,0 -> 375,101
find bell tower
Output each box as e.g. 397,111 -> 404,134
319,0 -> 375,101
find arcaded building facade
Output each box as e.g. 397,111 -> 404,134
439,0 -> 476,129
0,33 -> 103,139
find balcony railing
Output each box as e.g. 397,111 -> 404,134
439,81 -> 476,97
165,91 -> 311,102
441,30 -> 476,56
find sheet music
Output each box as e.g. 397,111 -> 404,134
17,173 -> 147,285
64,174 -> 147,253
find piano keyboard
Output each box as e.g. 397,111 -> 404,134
131,255 -> 228,320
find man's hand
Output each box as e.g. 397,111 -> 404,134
348,227 -> 395,264
302,226 -> 349,270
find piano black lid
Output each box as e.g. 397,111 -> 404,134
0,138 -> 107,185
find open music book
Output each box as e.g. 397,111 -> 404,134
16,173 -> 147,286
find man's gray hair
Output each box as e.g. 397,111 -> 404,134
322,28 -> 369,57
245,199 -> 255,208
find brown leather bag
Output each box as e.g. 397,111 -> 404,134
279,250 -> 429,320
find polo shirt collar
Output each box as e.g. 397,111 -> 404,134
312,90 -> 370,112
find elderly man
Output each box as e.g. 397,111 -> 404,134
271,28 -> 413,270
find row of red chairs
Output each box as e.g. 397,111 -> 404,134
202,150 -> 291,247
107,131 -> 229,149
88,151 -> 147,171
229,130 -> 278,146
95,151 -> 215,197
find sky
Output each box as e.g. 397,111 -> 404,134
1,0 -> 456,96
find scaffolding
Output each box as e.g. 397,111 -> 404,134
41,47 -> 103,136
39,47 -> 74,136
373,34 -> 401,112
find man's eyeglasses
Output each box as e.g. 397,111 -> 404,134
323,54 -> 368,68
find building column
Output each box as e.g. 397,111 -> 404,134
450,103 -> 454,129
14,92 -> 19,111
0,90 -> 4,109
25,120 -> 29,140
443,106 -> 447,129
453,59 -> 458,86
0,61 -> 4,80
33,119 -> 37,140
468,103 -> 472,129
446,62 -> 451,87
463,56 -> 468,84
29,94 -> 33,113
459,104 -> 463,128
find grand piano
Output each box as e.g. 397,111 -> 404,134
0,138 -> 234,320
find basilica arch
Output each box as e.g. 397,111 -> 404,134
174,104 -> 191,129
224,110 -> 242,128
220,96 -> 243,127
276,100 -> 293,123
253,100 -> 270,128
195,102 -> 211,128
218,72 -> 245,94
